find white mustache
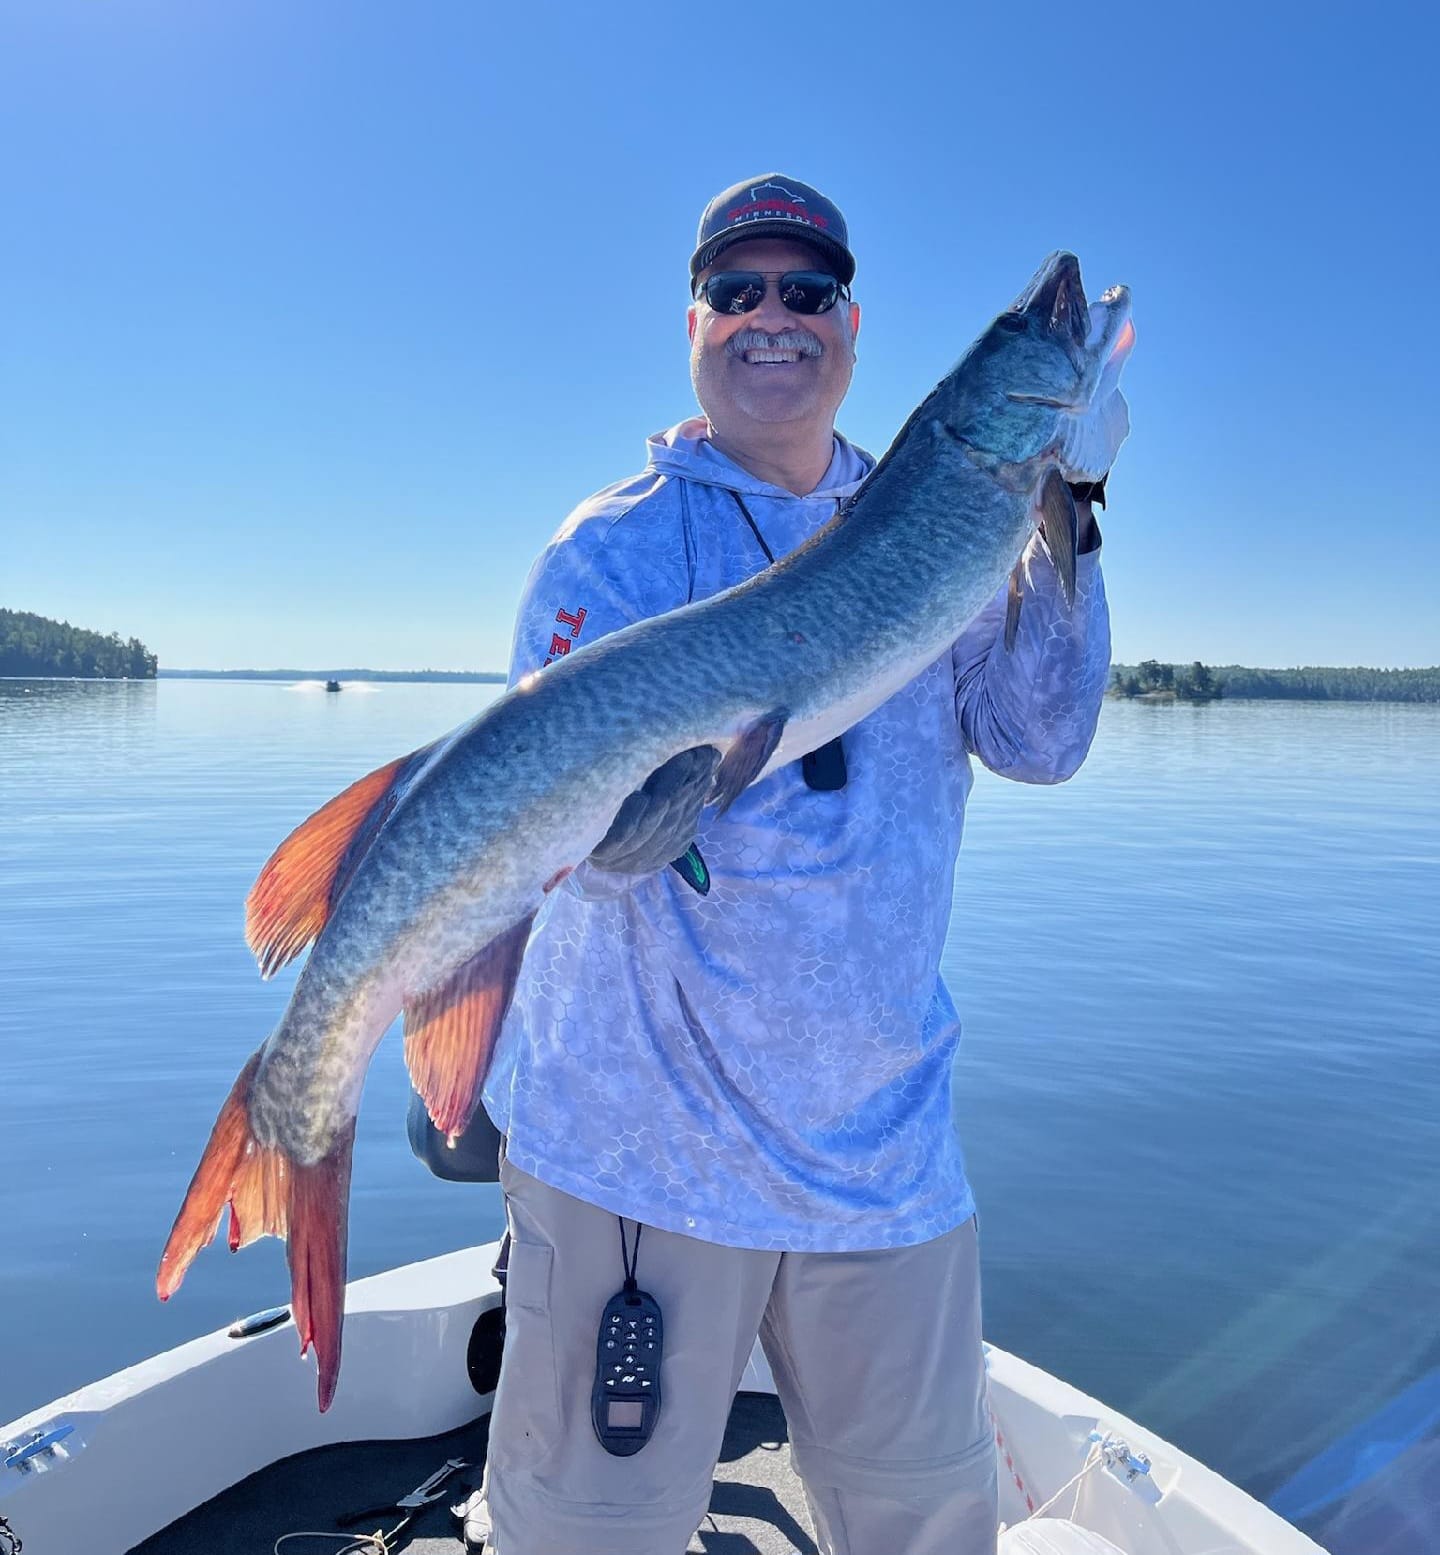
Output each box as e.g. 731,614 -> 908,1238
726,329 -> 823,359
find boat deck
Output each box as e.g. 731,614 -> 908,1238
130,1392 -> 817,1554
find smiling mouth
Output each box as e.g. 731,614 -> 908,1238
742,348 -> 807,364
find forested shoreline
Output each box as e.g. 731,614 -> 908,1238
6,608 -> 1435,702
1,609 -> 157,678
1111,662 -> 1440,703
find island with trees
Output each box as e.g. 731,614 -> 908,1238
1111,660 -> 1223,702
1,609 -> 157,678
1110,662 -> 1440,703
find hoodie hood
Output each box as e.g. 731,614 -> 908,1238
645,418 -> 874,505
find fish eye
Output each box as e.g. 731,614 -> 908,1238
997,311 -> 1027,332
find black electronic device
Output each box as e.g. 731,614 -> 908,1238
591,1284 -> 663,1456
802,736 -> 847,791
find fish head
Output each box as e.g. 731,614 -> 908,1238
941,251 -> 1132,482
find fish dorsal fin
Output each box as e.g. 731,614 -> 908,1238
403,914 -> 534,1145
711,710 -> 787,813
246,740 -> 438,979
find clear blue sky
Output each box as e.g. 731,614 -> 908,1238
3,1 -> 1435,671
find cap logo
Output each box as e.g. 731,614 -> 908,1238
723,183 -> 830,233
751,181 -> 805,206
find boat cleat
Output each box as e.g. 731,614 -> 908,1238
2,1423 -> 81,1485
1090,1431 -> 1161,1505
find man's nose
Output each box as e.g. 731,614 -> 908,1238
749,282 -> 794,332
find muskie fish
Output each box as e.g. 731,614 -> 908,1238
158,252 -> 1133,1410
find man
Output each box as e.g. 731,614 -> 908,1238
468,175 -> 1121,1554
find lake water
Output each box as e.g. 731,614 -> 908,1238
2,680 -> 1437,1551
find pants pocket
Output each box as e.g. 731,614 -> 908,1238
493,1238 -> 564,1464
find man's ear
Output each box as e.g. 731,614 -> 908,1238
687,304 -> 697,344
850,301 -> 861,342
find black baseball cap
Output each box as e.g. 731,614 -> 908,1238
690,174 -> 855,287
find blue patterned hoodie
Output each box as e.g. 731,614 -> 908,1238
482,419 -> 1111,1250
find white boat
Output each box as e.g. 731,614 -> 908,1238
0,1241 -> 1328,1555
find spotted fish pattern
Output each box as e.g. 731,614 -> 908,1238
483,421 -> 1111,1251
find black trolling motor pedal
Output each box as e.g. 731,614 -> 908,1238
591,1283 -> 663,1455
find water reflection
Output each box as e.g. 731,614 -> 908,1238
1,686 -> 1437,1553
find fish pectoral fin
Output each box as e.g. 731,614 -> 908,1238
1036,467 -> 1079,609
156,1046 -> 355,1413
588,745 -> 721,876
245,738 -> 441,979
710,710 -> 788,814
1003,563 -> 1025,653
403,914 -> 535,1144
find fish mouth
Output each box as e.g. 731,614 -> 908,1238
1004,257 -> 1133,414
1011,250 -> 1085,322
1075,284 -> 1133,407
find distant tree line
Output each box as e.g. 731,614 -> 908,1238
1111,662 -> 1440,703
0,608 -> 157,678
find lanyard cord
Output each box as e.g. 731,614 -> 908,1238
618,1218 -> 643,1293
728,491 -> 849,793
730,490 -> 777,565
732,489 -> 843,566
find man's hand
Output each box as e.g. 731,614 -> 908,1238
1057,304 -> 1135,487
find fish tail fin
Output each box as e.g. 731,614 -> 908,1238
285,1126 -> 355,1413
156,1046 -> 355,1413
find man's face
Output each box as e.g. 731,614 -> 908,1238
688,238 -> 861,437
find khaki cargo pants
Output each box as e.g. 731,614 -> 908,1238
475,1156 -> 998,1554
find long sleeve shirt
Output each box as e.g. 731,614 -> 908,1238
481,418 -> 1111,1250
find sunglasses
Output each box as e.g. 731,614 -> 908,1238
693,269 -> 849,317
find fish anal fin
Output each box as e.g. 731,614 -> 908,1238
404,915 -> 534,1143
1037,468 -> 1078,609
156,1046 -> 356,1413
711,711 -> 787,814
245,740 -> 436,979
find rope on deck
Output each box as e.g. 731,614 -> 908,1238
274,1532 -> 387,1555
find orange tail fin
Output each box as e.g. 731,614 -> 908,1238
157,1049 -> 356,1412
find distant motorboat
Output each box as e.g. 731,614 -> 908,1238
324,680 -> 342,693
